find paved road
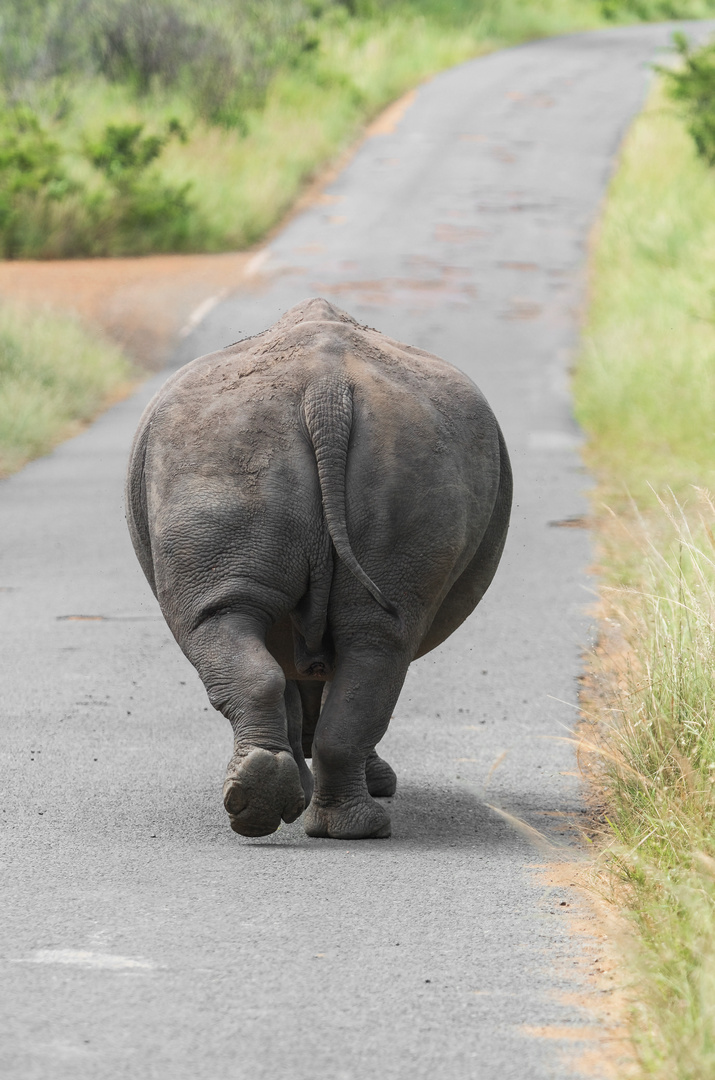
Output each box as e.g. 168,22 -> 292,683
3,22 -> 712,1080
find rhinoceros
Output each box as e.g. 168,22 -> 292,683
126,298 -> 511,840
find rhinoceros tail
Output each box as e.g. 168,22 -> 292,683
302,374 -> 398,617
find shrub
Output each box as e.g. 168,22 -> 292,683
83,119 -> 196,253
0,0 -> 322,125
90,0 -> 252,123
85,119 -> 185,176
662,32 -> 715,166
0,0 -> 91,93
91,0 -> 201,94
0,107 -> 199,257
601,0 -> 715,19
0,105 -> 79,257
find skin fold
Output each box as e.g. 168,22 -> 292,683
126,297 -> 512,839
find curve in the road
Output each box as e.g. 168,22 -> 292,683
3,22 -> 713,1080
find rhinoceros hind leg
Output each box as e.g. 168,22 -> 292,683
365,750 -> 397,798
184,612 -> 306,837
303,646 -> 409,839
223,748 -> 305,837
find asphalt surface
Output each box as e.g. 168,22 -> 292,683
3,22 -> 713,1080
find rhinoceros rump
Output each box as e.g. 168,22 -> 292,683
126,298 -> 512,840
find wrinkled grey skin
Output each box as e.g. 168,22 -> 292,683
126,298 -> 512,839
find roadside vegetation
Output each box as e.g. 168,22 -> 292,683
0,303 -> 134,476
574,40 -> 715,1078
7,1 -> 715,260
3,0 -> 704,260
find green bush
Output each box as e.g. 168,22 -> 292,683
0,106 -> 79,257
0,105 -> 200,257
662,32 -> 715,166
601,0 -> 715,20
0,0 -> 321,124
83,119 -> 197,254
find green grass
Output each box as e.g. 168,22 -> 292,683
574,80 -> 715,1077
574,83 -> 715,510
0,303 -> 134,475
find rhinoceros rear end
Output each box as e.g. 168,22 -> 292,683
126,297 -> 512,839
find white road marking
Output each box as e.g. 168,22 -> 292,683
178,289 -> 228,339
244,248 -> 271,277
16,949 -> 156,970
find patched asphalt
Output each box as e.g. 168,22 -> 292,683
2,22 -> 713,1080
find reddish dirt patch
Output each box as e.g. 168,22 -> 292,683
0,252 -> 255,371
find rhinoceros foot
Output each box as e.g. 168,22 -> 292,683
303,793 -> 391,840
365,751 -> 397,798
223,747 -> 305,837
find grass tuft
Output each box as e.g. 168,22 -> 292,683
0,303 -> 134,475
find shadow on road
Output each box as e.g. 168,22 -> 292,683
389,783 -> 538,852
54,771 -> 577,856
237,782 -> 553,853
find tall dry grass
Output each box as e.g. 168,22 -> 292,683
588,496 -> 715,1077
575,72 -> 715,1077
